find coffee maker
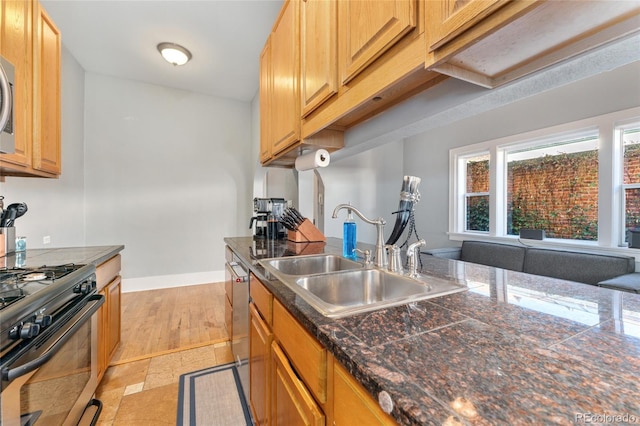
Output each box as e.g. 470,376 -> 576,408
249,197 -> 289,239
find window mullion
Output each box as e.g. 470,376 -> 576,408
491,146 -> 504,237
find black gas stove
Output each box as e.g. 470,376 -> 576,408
0,263 -> 97,352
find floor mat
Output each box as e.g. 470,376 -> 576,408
177,363 -> 252,426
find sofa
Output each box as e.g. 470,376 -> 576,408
423,240 -> 639,293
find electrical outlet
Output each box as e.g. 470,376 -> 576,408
43,236 -> 51,245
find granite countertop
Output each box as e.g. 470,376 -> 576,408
2,245 -> 124,269
225,236 -> 640,425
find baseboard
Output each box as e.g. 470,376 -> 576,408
121,270 -> 225,293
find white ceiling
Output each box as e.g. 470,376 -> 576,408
40,0 -> 283,102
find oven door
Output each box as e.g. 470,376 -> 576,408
1,294 -> 104,426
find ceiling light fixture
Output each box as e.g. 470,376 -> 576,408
157,42 -> 192,66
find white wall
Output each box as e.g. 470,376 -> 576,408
404,61 -> 640,250
83,73 -> 253,289
1,47 -> 86,249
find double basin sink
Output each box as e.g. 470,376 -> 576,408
259,254 -> 467,318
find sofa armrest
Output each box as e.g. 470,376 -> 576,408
421,247 -> 461,260
597,273 -> 640,294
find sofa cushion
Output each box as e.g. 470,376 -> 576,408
523,248 -> 635,285
460,241 -> 526,272
597,273 -> 640,294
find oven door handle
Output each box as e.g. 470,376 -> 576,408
3,294 -> 105,382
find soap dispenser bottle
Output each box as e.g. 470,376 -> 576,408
343,206 -> 357,260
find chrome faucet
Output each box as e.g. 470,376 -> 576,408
332,204 -> 387,269
406,239 -> 426,278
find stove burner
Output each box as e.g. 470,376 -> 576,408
23,273 -> 47,282
0,264 -> 84,311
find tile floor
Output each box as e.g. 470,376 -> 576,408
95,341 -> 233,425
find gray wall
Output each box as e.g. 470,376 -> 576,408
1,47 -> 86,249
83,73 -> 253,284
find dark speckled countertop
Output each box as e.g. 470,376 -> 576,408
225,237 -> 640,425
1,245 -> 124,269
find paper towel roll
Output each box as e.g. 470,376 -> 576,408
295,149 -> 330,171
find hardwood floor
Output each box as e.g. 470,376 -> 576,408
96,282 -> 232,426
111,282 -> 229,364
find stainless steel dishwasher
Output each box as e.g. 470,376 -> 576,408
224,248 -> 249,403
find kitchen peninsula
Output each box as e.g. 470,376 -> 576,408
226,237 -> 640,425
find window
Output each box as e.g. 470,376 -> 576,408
622,126 -> 640,243
505,134 -> 599,240
450,107 -> 640,249
464,154 -> 489,232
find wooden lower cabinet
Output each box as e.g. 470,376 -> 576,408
250,302 -> 273,425
272,341 -> 325,426
96,254 -> 122,382
249,274 -> 397,425
332,360 -> 396,425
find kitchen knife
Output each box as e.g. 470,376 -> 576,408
7,202 -> 27,219
290,207 -> 305,224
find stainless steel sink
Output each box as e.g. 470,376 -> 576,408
260,254 -> 363,276
259,254 -> 467,318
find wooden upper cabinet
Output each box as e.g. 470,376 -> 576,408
426,0 -> 509,51
425,0 -> 640,88
338,0 -> 416,85
259,39 -> 272,164
0,0 -> 32,171
32,2 -> 61,175
0,0 -> 61,178
300,0 -> 337,117
270,0 -> 300,156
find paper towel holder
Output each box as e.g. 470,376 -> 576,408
295,148 -> 331,171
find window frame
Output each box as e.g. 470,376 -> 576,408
618,121 -> 640,244
449,106 -> 640,255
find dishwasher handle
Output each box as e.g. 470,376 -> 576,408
227,262 -> 248,282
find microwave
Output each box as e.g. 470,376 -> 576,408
0,55 -> 15,154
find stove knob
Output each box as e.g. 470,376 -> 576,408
35,314 -> 52,328
19,323 -> 41,339
74,282 -> 91,295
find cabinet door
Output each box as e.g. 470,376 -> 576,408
0,0 -> 32,169
271,341 -> 324,426
426,0 -> 508,51
300,0 -> 337,117
270,0 -> 300,156
106,276 -> 122,361
338,0 -> 416,84
259,39 -> 272,163
250,303 -> 273,425
32,2 -> 61,175
333,360 -> 395,425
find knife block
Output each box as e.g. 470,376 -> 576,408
287,219 -> 326,243
0,227 -> 15,257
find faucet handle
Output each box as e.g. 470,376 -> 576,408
386,245 -> 403,274
354,248 -> 372,265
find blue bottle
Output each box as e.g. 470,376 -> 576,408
343,209 -> 357,260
